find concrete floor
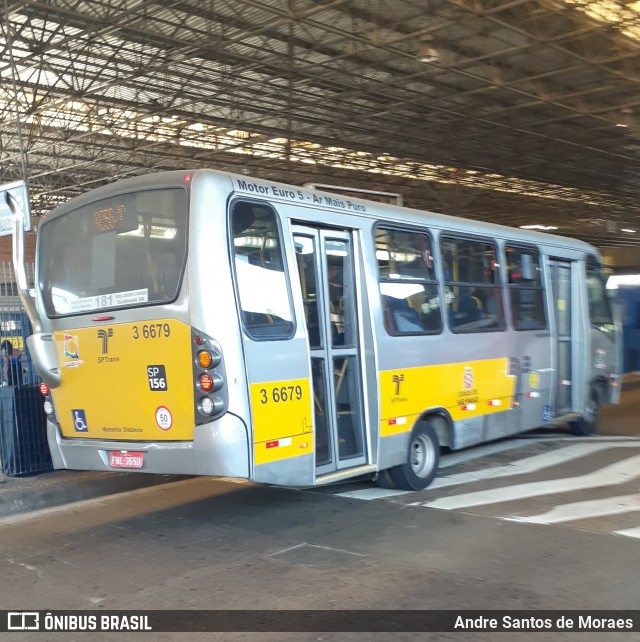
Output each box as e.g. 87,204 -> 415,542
0,387 -> 639,641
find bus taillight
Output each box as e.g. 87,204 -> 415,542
40,382 -> 50,396
192,329 -> 227,422
198,350 -> 213,369
199,396 -> 224,416
200,397 -> 214,415
200,374 -> 214,392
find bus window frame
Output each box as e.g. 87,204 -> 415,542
585,254 -> 615,333
373,222 -> 443,337
228,198 -> 296,343
504,242 -> 548,332
440,232 -> 506,334
37,186 -> 190,319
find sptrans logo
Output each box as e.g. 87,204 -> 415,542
97,328 -> 113,354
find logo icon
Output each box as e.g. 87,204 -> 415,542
463,366 -> 474,390
64,334 -> 79,359
97,328 -> 113,354
392,374 -> 405,396
72,409 -> 88,432
8,612 -> 39,631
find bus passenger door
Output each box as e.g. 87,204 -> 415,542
292,226 -> 368,478
549,259 -> 574,415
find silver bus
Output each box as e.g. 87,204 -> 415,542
6,169 -> 621,490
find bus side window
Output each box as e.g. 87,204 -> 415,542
586,255 -> 614,332
231,201 -> 294,340
375,226 -> 442,336
441,236 -> 505,333
505,245 -> 546,330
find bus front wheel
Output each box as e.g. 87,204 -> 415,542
380,423 -> 440,491
570,386 -> 601,436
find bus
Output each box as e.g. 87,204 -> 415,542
4,169 -> 621,490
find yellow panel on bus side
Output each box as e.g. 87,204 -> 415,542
51,319 -> 195,441
250,379 -> 314,465
380,358 -> 516,436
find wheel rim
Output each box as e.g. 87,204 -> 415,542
410,433 -> 436,478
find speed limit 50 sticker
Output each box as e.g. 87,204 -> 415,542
155,406 -> 173,431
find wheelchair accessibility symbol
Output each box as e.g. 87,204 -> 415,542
72,409 -> 88,432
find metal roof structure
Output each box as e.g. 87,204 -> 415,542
2,0 -> 640,247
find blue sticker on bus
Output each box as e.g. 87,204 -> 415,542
72,409 -> 88,432
542,405 -> 553,422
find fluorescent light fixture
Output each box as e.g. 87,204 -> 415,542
621,228 -> 636,233
519,224 -> 558,231
418,46 -> 439,63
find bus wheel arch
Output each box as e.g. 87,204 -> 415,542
570,380 -> 605,436
377,411 -> 448,491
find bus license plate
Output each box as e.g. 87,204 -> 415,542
109,451 -> 144,469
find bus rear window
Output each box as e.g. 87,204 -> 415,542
38,188 -> 188,317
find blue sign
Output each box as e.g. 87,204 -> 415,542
72,409 -> 88,432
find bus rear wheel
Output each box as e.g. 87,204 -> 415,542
570,386 -> 601,436
380,423 -> 440,491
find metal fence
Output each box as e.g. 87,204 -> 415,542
0,261 -> 52,476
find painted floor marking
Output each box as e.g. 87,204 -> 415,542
614,526 -> 640,540
331,439 -> 640,502
431,442 -> 628,489
335,487 -> 412,500
435,436 -> 640,471
423,454 -> 640,510
438,439 -> 537,469
332,439 -> 548,500
507,493 -> 640,524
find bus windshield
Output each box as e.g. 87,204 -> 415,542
38,188 -> 188,317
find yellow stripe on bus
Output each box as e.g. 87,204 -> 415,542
250,378 -> 314,464
380,358 -> 515,437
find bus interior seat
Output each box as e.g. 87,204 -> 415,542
383,296 -> 423,334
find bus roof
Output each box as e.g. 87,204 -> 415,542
42,168 -> 599,257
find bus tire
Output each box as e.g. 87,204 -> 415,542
570,386 -> 601,436
387,423 -> 440,491
375,468 -> 398,489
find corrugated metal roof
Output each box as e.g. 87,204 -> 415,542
1,0 -> 640,245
